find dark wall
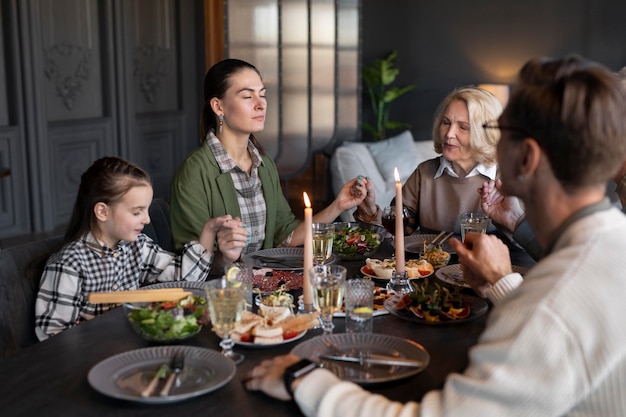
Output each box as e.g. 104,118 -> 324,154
362,0 -> 626,141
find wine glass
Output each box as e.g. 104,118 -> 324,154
205,279 -> 245,364
312,223 -> 335,265
309,264 -> 346,334
381,206 -> 409,241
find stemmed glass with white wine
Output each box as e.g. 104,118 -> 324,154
309,264 -> 346,334
206,279 -> 245,364
312,223 -> 335,265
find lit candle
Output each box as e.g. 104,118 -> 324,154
302,192 -> 314,307
394,168 -> 405,273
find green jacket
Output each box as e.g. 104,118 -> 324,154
170,142 -> 300,251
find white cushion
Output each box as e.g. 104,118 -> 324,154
366,130 -> 418,182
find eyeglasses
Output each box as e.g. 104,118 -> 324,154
482,122 -> 532,138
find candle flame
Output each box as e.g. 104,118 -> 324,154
393,167 -> 401,183
303,192 -> 311,208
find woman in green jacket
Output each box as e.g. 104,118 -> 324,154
170,58 -> 368,273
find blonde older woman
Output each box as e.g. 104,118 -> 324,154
354,86 -> 502,235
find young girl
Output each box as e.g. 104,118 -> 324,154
35,156 -> 232,341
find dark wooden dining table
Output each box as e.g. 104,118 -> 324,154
0,236 -> 535,417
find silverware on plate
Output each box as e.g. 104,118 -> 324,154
250,254 -> 303,268
423,231 -> 446,252
318,353 -> 425,368
140,363 -> 170,397
159,352 -> 185,397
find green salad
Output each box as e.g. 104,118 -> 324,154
125,294 -> 208,342
333,224 -> 382,260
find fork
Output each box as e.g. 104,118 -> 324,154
159,351 -> 185,397
423,231 -> 446,252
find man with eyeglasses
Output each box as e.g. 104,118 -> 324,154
245,55 -> 626,417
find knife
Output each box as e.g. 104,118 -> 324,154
159,352 -> 185,397
250,255 -> 303,268
140,363 -> 170,397
318,354 -> 424,368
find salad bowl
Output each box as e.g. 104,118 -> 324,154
332,222 -> 384,261
124,288 -> 209,343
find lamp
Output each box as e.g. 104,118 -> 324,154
478,83 -> 509,108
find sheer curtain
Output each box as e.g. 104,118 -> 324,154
225,0 -> 360,179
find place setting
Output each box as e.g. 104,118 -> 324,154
291,253 -> 430,384
87,345 -> 236,404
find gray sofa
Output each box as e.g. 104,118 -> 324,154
0,198 -> 173,357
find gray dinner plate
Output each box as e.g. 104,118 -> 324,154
403,233 -> 455,254
88,345 -> 235,404
291,333 -> 429,384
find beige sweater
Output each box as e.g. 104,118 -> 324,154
402,158 -> 495,235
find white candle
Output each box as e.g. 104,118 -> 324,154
394,168 -> 405,273
302,192 -> 314,306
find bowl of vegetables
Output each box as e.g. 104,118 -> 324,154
332,222 -> 384,261
123,290 -> 209,343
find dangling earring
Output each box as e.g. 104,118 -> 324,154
218,114 -> 224,136
517,175 -> 527,182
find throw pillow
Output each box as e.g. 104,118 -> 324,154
367,130 -> 419,182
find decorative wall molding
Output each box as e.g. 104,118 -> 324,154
43,42 -> 93,110
133,43 -> 171,104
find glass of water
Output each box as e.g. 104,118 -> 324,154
344,278 -> 374,333
459,212 -> 489,242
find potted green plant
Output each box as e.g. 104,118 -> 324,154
362,51 -> 416,141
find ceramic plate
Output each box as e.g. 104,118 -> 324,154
291,333 -> 429,384
235,330 -> 307,348
435,264 -> 528,288
243,248 -> 335,271
403,233 -> 455,255
142,281 -> 207,291
360,266 -> 433,281
384,293 -> 489,326
87,345 -> 235,404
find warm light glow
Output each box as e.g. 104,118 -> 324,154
478,83 -> 510,108
303,192 -> 311,208
393,167 -> 401,183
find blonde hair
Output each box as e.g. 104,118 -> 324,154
432,86 -> 503,166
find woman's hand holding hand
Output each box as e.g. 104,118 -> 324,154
479,179 -> 525,233
215,217 -> 249,263
244,354 -> 302,401
335,176 -> 370,211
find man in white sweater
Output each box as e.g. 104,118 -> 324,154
245,55 -> 626,417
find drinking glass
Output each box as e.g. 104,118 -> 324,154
459,212 -> 489,242
224,262 -> 254,311
312,223 -> 335,265
205,279 -> 245,364
309,264 -> 346,335
345,279 -> 374,333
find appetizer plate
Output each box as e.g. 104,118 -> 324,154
404,233 -> 455,255
360,265 -> 433,280
243,248 -> 335,271
292,333 -> 429,384
384,294 -> 489,326
435,264 -> 528,288
88,345 -> 235,404
235,330 -> 307,348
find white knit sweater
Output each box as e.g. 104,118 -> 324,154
295,208 -> 626,417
